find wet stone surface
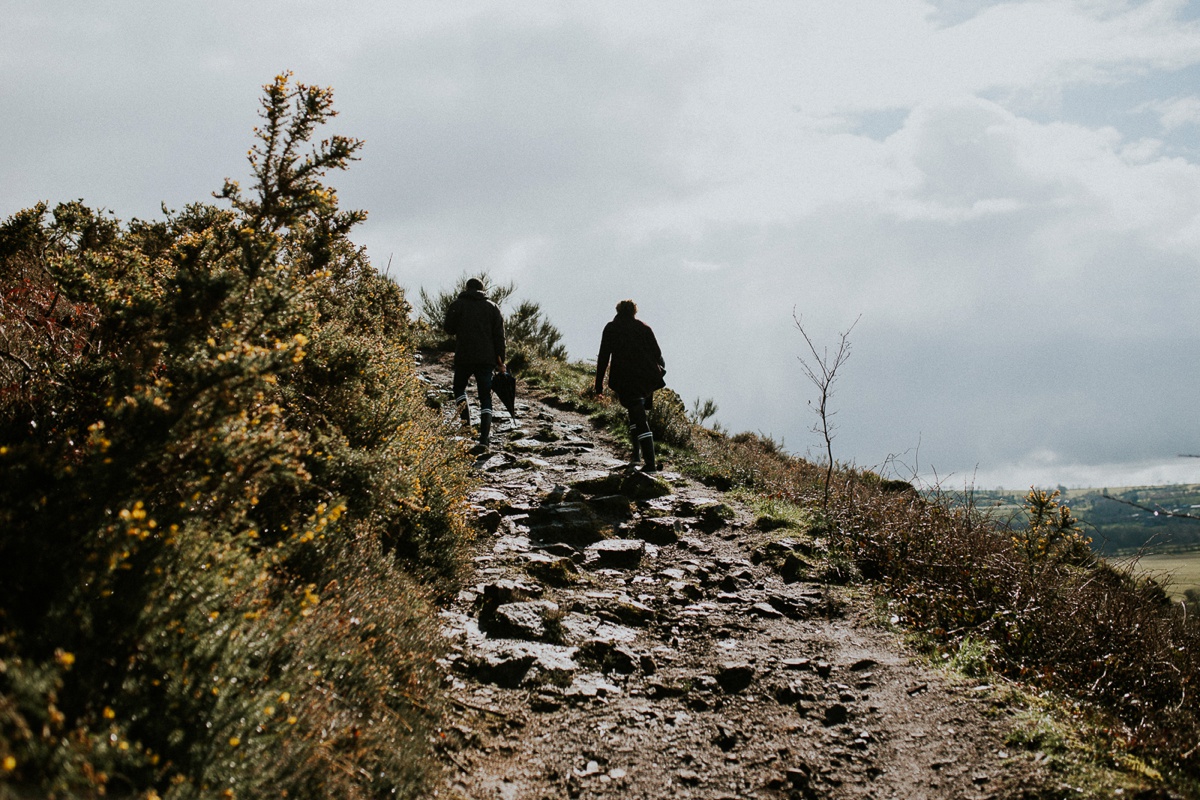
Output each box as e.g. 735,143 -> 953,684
423,354 -> 1058,800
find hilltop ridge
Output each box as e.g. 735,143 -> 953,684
420,352 -> 1139,800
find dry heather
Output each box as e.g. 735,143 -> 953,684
677,429 -> 1200,791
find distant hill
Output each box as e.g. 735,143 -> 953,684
968,484 -> 1200,554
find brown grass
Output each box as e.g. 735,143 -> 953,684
674,428 -> 1200,786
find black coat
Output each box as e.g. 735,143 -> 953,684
595,314 -> 665,398
444,290 -> 506,366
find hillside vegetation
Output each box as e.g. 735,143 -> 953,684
518,361 -> 1200,795
3,75 -> 1199,799
0,76 -> 472,799
973,485 -> 1200,554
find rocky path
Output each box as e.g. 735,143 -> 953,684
422,356 -> 1051,800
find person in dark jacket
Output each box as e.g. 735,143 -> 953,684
594,299 -> 665,472
444,277 -> 506,450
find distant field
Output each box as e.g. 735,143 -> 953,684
1112,549 -> 1200,599
966,484 -> 1200,554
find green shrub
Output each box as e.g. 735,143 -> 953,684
647,388 -> 692,448
1010,488 -> 1094,570
0,74 -> 470,799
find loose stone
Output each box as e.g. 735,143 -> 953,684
716,662 -> 756,694
584,538 -> 646,569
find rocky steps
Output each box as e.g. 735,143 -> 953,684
420,355 -> 1055,800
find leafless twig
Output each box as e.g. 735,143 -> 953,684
1100,492 -> 1200,522
793,311 -> 860,512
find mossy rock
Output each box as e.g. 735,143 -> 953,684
635,517 -> 682,545
523,553 -> 581,587
754,515 -> 793,532
572,469 -> 672,501
619,470 -> 672,500
586,494 -> 635,518
696,503 -> 735,532
572,472 -> 624,496
532,425 -> 563,443
526,502 -> 608,545
698,472 -> 735,491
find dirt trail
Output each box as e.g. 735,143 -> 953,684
422,355 -> 1052,800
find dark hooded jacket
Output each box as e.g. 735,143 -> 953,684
444,290 -> 506,366
595,314 -> 665,398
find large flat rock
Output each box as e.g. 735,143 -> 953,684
584,538 -> 646,569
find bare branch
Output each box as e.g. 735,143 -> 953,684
0,348 -> 34,373
793,310 -> 860,511
1100,492 -> 1200,522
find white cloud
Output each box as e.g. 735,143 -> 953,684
1147,94 -> 1200,129
5,0 -> 1200,489
680,259 -> 724,273
972,456 -> 1200,491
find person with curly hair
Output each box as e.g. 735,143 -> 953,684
594,299 -> 665,472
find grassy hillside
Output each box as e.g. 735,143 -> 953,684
516,359 -> 1200,796
0,76 -> 472,799
1123,551 -> 1200,599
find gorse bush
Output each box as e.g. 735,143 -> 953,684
0,74 -> 471,799
646,388 -> 692,449
1011,488 -> 1093,568
505,299 -> 569,366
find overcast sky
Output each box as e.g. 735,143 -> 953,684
5,0 -> 1200,489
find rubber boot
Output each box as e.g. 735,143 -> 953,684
628,425 -> 640,464
478,410 -> 492,448
639,432 -> 657,472
456,394 -> 470,427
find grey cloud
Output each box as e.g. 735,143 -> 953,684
4,1 -> 1200,491
586,176 -> 1200,485
339,18 -> 703,226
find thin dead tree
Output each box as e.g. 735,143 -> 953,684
794,311 -> 860,512
1100,454 -> 1200,521
1101,492 -> 1200,522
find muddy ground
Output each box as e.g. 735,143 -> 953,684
421,355 -> 1067,800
